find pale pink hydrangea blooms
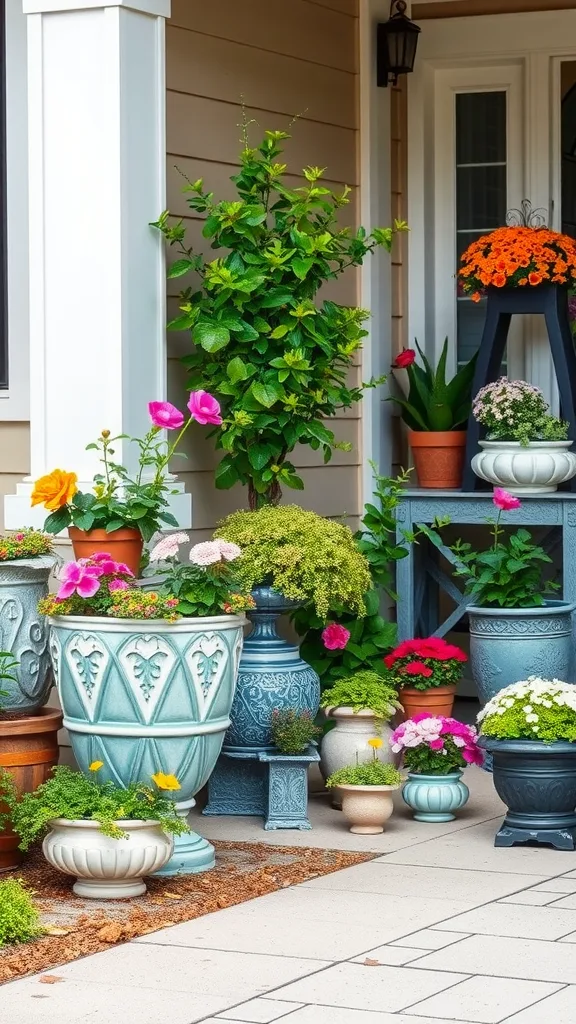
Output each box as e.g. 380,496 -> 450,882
472,378 -> 547,429
149,533 -> 189,563
189,540 -> 225,567
215,539 -> 242,562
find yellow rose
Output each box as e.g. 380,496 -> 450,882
151,772 -> 181,792
31,469 -> 78,511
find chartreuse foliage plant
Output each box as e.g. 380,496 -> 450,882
326,757 -> 402,789
153,128 -> 407,508
478,678 -> 576,741
0,879 -> 41,946
320,671 -> 401,722
215,505 -> 371,618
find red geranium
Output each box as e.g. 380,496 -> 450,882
384,636 -> 467,692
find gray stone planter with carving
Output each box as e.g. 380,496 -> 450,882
480,737 -> 576,850
0,555 -> 58,714
468,601 -> 575,706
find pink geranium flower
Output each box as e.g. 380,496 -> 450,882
148,401 -> 185,430
188,391 -> 222,426
108,579 -> 129,592
321,623 -> 351,651
493,487 -> 521,512
402,661 -> 433,678
57,561 -> 103,600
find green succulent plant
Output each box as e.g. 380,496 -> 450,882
0,879 -> 41,947
390,339 -> 478,431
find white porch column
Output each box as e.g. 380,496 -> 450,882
5,0 -> 191,528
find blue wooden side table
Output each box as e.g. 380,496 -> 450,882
395,490 -> 576,640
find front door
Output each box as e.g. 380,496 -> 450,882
407,9 -> 576,406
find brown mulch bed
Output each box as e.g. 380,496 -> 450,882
0,842 -> 372,984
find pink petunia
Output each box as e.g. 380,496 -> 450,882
493,487 -> 521,512
108,579 -> 129,592
188,390 -> 222,426
57,561 -> 103,600
148,401 -> 185,430
321,623 -> 351,651
429,738 -> 445,751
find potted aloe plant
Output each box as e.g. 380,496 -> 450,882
391,714 -> 482,822
389,340 -> 477,488
40,527 -> 253,876
325,745 -> 402,834
430,488 -> 574,706
30,393 -> 221,575
1,764 -> 188,897
478,678 -> 576,849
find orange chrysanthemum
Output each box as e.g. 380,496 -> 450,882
458,226 -> 576,299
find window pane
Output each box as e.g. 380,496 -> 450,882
455,91 -> 507,367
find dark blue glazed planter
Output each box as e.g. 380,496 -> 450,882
480,736 -> 576,849
224,586 -> 321,752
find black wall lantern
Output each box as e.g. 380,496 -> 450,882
377,1 -> 421,88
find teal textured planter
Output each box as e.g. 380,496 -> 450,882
402,771 -> 469,822
0,556 -> 58,714
468,601 -> 575,707
48,614 -> 245,875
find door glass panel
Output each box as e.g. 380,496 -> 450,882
455,91 -> 507,367
561,62 -> 576,240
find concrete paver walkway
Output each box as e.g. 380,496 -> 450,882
7,767 -> 576,1024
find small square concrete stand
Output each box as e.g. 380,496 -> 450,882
204,746 -> 319,830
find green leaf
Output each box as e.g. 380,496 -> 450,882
251,381 -> 282,408
248,444 -> 275,471
282,473 -> 304,490
270,325 -> 289,339
73,511 -> 95,532
292,257 -> 314,280
227,356 -> 249,383
167,259 -> 195,279
259,288 -> 294,309
192,322 -> 231,353
43,506 -> 72,534
215,460 -> 239,490
104,519 -> 128,533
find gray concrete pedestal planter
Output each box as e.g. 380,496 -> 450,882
480,737 -> 576,850
468,601 -> 575,706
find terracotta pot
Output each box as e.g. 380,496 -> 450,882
399,685 -> 456,720
0,708 -> 63,870
408,430 -> 466,489
68,527 -> 143,577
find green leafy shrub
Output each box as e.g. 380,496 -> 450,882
216,505 -> 371,618
271,709 -> 320,754
390,339 -> 478,431
0,529 -> 53,561
0,765 -> 190,850
154,128 -> 407,508
326,760 -> 402,789
320,671 -> 401,721
0,879 -> 41,946
478,678 -> 576,741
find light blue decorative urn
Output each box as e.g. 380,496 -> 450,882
48,613 -> 245,874
0,556 -> 58,714
468,601 -> 575,706
225,586 -> 321,751
402,771 -> 469,822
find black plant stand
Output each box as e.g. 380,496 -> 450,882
462,285 -> 576,491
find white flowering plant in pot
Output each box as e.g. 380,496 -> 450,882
478,677 -> 576,742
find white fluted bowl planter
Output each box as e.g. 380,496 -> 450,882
337,784 -> 399,834
42,819 -> 173,899
471,440 -> 576,494
320,708 -> 395,809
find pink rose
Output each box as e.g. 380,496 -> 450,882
148,401 -> 185,430
187,390 -> 222,426
393,349 -> 416,369
493,487 -> 521,512
321,624 -> 351,651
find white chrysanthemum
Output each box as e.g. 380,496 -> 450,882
477,677 -> 575,724
189,541 -> 223,567
149,532 -> 189,563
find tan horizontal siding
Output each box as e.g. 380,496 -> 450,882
0,423 -> 30,531
166,0 -> 360,534
413,0 -> 576,16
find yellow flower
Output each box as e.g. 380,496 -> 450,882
89,760 -> 104,772
31,469 -> 78,511
151,772 -> 181,792
367,737 -> 383,749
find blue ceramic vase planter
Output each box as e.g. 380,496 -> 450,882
0,556 -> 58,714
48,613 -> 245,875
468,601 -> 575,707
402,771 -> 470,822
480,737 -> 576,850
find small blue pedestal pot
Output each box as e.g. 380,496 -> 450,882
48,613 -> 245,875
479,737 -> 576,850
402,771 -> 469,822
225,586 -> 320,751
0,556 -> 57,714
468,601 -> 575,706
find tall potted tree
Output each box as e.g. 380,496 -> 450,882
154,129 -> 407,509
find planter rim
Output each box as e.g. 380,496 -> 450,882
479,439 -> 574,450
405,770 -> 463,780
0,554 -> 58,571
68,526 -> 141,539
48,613 -> 246,629
47,817 -> 163,830
467,600 -> 575,617
400,684 -> 457,694
479,736 -> 576,754
408,430 -> 466,446
335,783 -> 401,793
0,707 -> 62,736
325,706 -> 384,720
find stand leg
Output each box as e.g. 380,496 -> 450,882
544,289 -> 576,491
462,308 -> 511,491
